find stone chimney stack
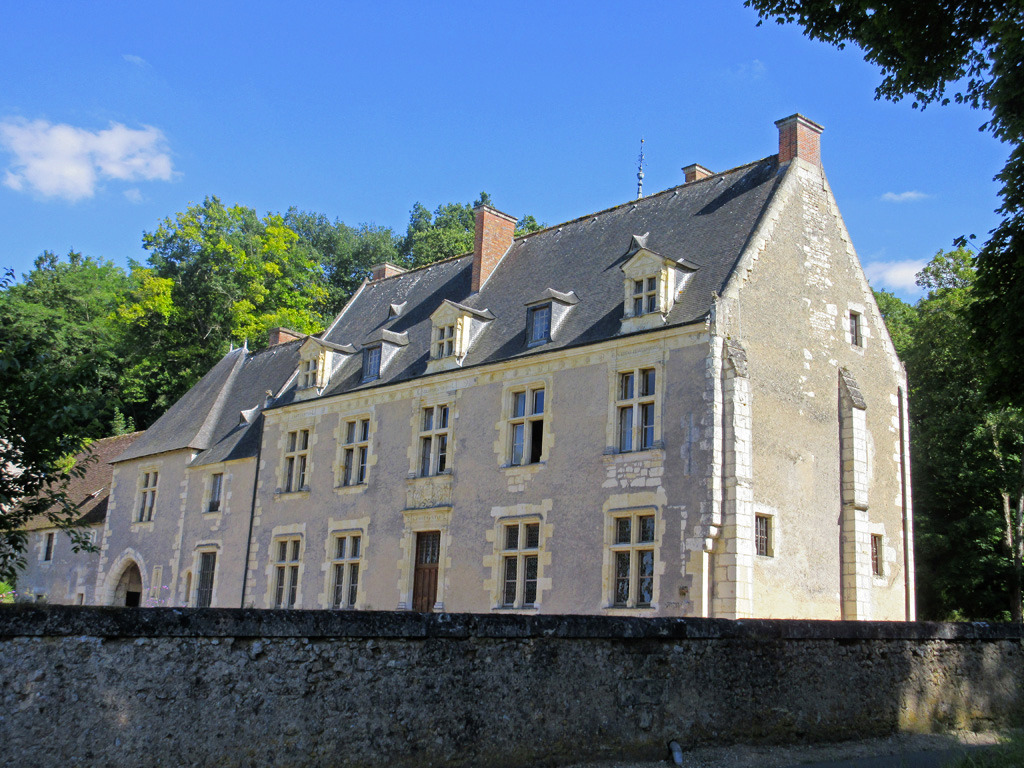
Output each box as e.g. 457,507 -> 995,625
268,327 -> 303,346
369,263 -> 407,281
682,163 -> 713,183
471,204 -> 517,293
775,114 -> 824,167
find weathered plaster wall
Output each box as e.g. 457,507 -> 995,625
2,607 -> 1021,768
15,525 -> 102,604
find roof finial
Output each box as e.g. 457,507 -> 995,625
636,137 -> 645,199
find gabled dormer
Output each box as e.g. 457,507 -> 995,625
426,300 -> 495,374
360,329 -> 409,383
619,233 -> 699,334
524,288 -> 579,347
295,337 -> 356,400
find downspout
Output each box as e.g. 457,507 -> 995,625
239,414 -> 264,609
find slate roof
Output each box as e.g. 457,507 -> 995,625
311,156 -> 781,398
119,156 -> 783,462
23,432 -> 142,530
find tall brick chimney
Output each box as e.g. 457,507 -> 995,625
471,204 -> 517,293
268,327 -> 303,346
775,114 -> 824,167
682,163 -> 713,183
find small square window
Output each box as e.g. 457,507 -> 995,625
630,276 -> 659,316
528,304 -> 552,345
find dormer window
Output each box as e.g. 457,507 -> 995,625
632,277 -> 659,316
528,304 -> 552,345
299,358 -> 318,389
434,324 -> 456,359
295,337 -> 355,399
363,345 -> 382,382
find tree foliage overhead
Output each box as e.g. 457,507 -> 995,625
746,0 -> 1024,406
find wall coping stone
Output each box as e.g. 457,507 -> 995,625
2,604 -> 1023,641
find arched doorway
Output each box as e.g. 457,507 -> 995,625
114,562 -> 143,607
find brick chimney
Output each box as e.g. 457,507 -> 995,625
369,262 -> 407,281
471,204 -> 517,293
682,163 -> 713,183
775,114 -> 824,167
268,327 -> 303,346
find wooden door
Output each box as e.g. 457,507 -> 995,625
412,531 -> 440,612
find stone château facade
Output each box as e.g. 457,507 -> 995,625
20,115 -> 915,620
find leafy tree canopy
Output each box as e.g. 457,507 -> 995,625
746,0 -> 1024,406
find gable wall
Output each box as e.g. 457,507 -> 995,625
726,160 -> 910,619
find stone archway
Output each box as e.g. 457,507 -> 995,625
113,562 -> 143,607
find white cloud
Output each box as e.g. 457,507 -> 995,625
881,190 -> 929,203
122,54 -> 149,67
124,188 -> 144,204
0,118 -> 174,201
864,259 -> 926,293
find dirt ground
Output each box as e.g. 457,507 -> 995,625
560,731 -> 1004,768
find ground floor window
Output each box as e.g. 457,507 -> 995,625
274,537 -> 302,608
331,532 -> 362,609
610,511 -> 655,607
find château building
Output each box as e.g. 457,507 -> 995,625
20,115 -> 915,620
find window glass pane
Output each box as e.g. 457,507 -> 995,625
525,523 -> 539,549
505,524 -> 519,550
529,420 -> 544,464
343,448 -> 354,485
512,391 -> 526,418
290,540 -> 300,561
422,407 -> 433,432
151,471 -> 158,485
615,517 -> 631,545
436,434 -> 448,472
615,552 -> 631,605
351,535 -> 361,558
420,437 -> 432,476
647,293 -> 658,313
345,421 -> 355,443
287,432 -> 296,452
620,372 -> 634,400
297,455 -> 307,488
357,446 -> 367,483
639,515 -> 655,543
641,368 -> 656,396
278,540 -> 288,561
438,405 -> 449,429
619,407 -> 634,452
638,550 -> 654,606
633,296 -> 644,315
633,279 -> 643,294
511,423 -> 525,466
300,430 -> 309,450
336,537 -> 346,559
360,419 -> 370,441
348,563 -> 359,606
524,556 -> 538,605
532,389 -> 544,414
646,276 -> 657,292
503,557 -> 518,606
333,564 -> 345,608
640,403 -> 655,449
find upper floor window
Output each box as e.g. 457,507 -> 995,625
274,537 -> 302,608
341,418 -> 370,486
331,532 -> 362,609
284,429 -> 310,493
207,473 -> 223,513
871,534 -> 883,576
755,514 -> 773,557
632,277 -> 659,316
43,532 -> 54,561
509,387 -> 545,466
617,368 -> 656,452
299,358 -> 319,389
611,512 -> 655,608
363,345 -> 382,382
434,324 -> 456,359
419,404 -> 450,476
849,311 -> 863,348
138,471 -> 158,522
528,304 -> 551,345
501,520 -> 540,608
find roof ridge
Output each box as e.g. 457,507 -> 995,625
366,252 -> 472,283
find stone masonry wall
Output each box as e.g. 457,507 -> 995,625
2,607 -> 1023,768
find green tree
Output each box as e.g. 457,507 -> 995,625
0,268 -> 98,583
745,0 -> 1024,407
114,197 -> 329,423
900,248 -> 1024,620
0,251 -> 130,436
872,289 -> 917,357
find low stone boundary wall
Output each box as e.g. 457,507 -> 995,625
2,606 -> 1022,767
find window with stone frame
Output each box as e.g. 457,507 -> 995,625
341,418 -> 370,486
331,532 -> 362,609
137,470 -> 158,522
284,429 -> 310,493
631,276 -> 659,316
433,324 -> 456,359
509,387 -> 545,466
418,404 -> 450,476
527,303 -> 552,345
611,512 -> 656,608
871,534 -> 883,577
273,537 -> 302,608
362,345 -> 382,382
849,311 -> 863,348
617,368 -> 657,452
500,520 -> 540,608
298,357 -> 319,389
43,532 -> 54,561
755,514 -> 773,557
196,551 -> 216,608
207,473 -> 223,513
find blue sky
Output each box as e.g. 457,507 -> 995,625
0,1 -> 1007,302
